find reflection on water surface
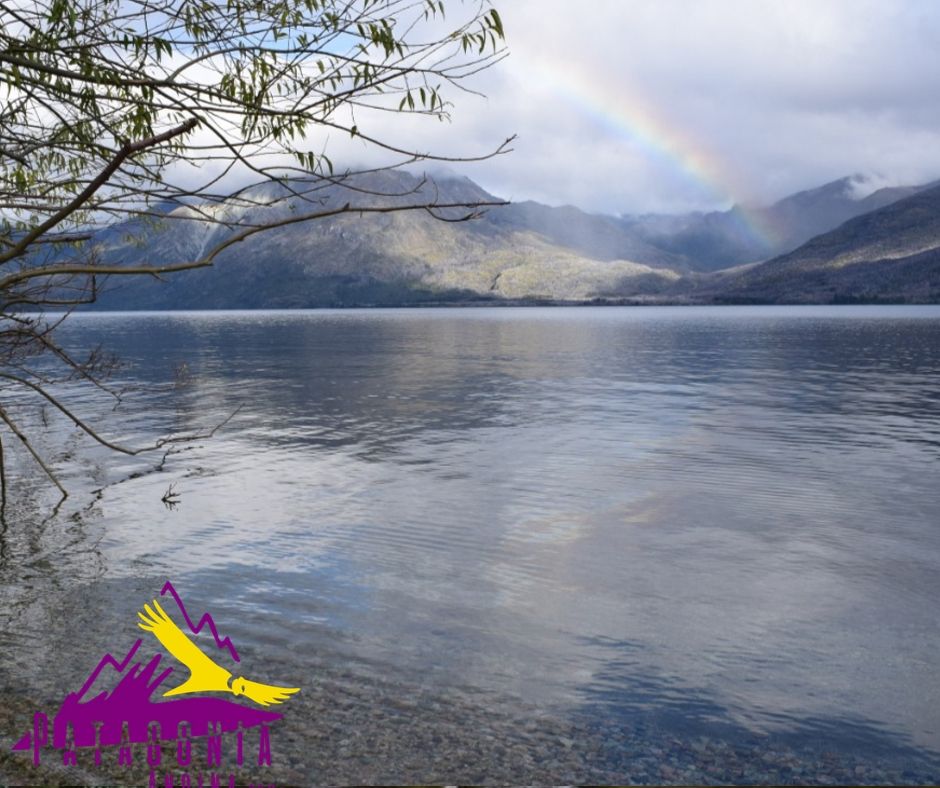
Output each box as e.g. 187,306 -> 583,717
2,305 -> 940,783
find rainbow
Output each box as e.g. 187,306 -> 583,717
520,52 -> 780,249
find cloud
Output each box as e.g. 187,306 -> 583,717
411,0 -> 940,214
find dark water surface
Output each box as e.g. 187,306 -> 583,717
2,305 -> 940,784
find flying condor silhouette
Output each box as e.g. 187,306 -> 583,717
137,599 -> 299,707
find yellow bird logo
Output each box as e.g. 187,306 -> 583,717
137,599 -> 299,707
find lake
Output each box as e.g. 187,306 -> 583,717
2,305 -> 940,784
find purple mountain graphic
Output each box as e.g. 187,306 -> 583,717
160,581 -> 240,663
12,585 -> 283,754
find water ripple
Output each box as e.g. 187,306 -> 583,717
2,306 -> 940,782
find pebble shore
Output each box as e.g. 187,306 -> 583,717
4,673 -> 938,786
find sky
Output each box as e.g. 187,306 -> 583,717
388,0 -> 940,215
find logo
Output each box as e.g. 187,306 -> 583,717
11,581 -> 299,787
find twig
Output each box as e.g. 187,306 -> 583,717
161,482 -> 180,510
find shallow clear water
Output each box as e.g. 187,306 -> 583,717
2,305 -> 940,783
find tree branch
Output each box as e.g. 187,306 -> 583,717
0,198 -> 509,289
0,118 -> 199,266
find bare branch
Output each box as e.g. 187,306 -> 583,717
0,405 -> 68,500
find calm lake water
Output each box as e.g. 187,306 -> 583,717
2,305 -> 940,784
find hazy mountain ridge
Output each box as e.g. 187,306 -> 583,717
86,170 -> 939,308
700,183 -> 940,304
620,176 -> 931,272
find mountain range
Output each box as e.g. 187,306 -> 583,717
623,176 -> 930,272
698,182 -> 940,304
85,171 -> 940,308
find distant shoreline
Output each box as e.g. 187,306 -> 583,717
53,296 -> 940,313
